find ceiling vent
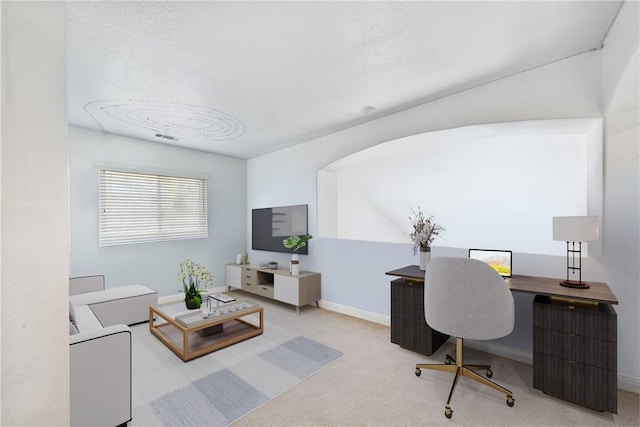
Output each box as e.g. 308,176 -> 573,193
155,133 -> 180,141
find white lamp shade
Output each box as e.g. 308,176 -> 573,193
553,216 -> 599,242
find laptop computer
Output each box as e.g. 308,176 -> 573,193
468,249 -> 513,279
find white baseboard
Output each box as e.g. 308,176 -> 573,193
318,300 -> 391,326
318,300 -> 640,394
158,293 -> 183,304
617,374 -> 640,394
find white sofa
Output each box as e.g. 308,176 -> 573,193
69,276 -> 157,427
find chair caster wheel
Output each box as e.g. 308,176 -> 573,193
415,368 -> 422,377
507,395 -> 515,407
486,369 -> 493,378
445,406 -> 453,419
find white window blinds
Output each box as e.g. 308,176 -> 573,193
99,169 -> 208,246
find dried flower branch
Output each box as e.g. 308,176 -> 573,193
409,207 -> 444,255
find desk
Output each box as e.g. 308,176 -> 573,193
386,265 -> 618,413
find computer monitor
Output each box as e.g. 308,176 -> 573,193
468,249 -> 513,278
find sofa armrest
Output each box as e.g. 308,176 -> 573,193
70,325 -> 131,426
69,323 -> 129,345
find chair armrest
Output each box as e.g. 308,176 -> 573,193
70,325 -> 131,426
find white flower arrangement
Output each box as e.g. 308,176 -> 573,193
409,207 -> 444,254
179,259 -> 214,297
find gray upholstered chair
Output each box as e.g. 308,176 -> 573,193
415,256 -> 515,419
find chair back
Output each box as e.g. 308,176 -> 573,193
424,257 -> 514,340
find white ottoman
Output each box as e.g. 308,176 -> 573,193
70,284 -> 157,327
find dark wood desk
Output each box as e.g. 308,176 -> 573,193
507,274 -> 618,305
386,265 -> 618,304
386,265 -> 618,413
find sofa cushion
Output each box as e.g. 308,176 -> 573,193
69,284 -> 156,306
70,284 -> 157,327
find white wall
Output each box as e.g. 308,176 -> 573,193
249,50 -> 601,308
69,127 -> 247,296
320,119 -> 600,257
601,0 -> 639,390
248,35 -> 639,390
1,2 -> 70,425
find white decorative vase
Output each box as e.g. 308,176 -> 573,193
290,253 -> 299,276
419,247 -> 431,271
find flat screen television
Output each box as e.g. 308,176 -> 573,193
468,248 -> 512,278
252,204 -> 308,254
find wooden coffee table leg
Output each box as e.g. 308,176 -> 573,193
183,330 -> 189,361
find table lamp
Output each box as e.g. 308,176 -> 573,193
552,216 -> 599,289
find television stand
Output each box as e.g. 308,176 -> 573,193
225,264 -> 321,315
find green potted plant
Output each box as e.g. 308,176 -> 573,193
179,259 -> 214,309
283,234 -> 313,275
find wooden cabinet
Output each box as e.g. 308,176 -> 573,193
533,295 -> 617,413
225,264 -> 241,288
226,264 -> 321,314
274,273 -> 321,309
389,277 -> 449,356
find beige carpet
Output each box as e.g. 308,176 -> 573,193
226,291 -> 639,427
132,290 -> 639,426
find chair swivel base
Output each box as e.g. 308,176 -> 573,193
415,338 -> 515,419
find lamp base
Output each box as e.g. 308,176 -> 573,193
559,280 -> 590,289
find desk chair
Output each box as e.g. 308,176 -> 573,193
415,257 -> 515,419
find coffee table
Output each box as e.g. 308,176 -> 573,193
149,299 -> 263,361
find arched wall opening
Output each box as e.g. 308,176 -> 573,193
318,118 -> 602,256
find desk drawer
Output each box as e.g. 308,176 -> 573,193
533,327 -> 616,369
533,352 -> 616,413
391,318 -> 428,351
392,299 -> 426,323
391,279 -> 423,302
533,295 -> 616,341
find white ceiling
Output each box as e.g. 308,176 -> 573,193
67,1 -> 622,159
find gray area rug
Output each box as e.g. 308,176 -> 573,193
145,336 -> 343,426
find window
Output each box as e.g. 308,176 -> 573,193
99,169 -> 208,246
